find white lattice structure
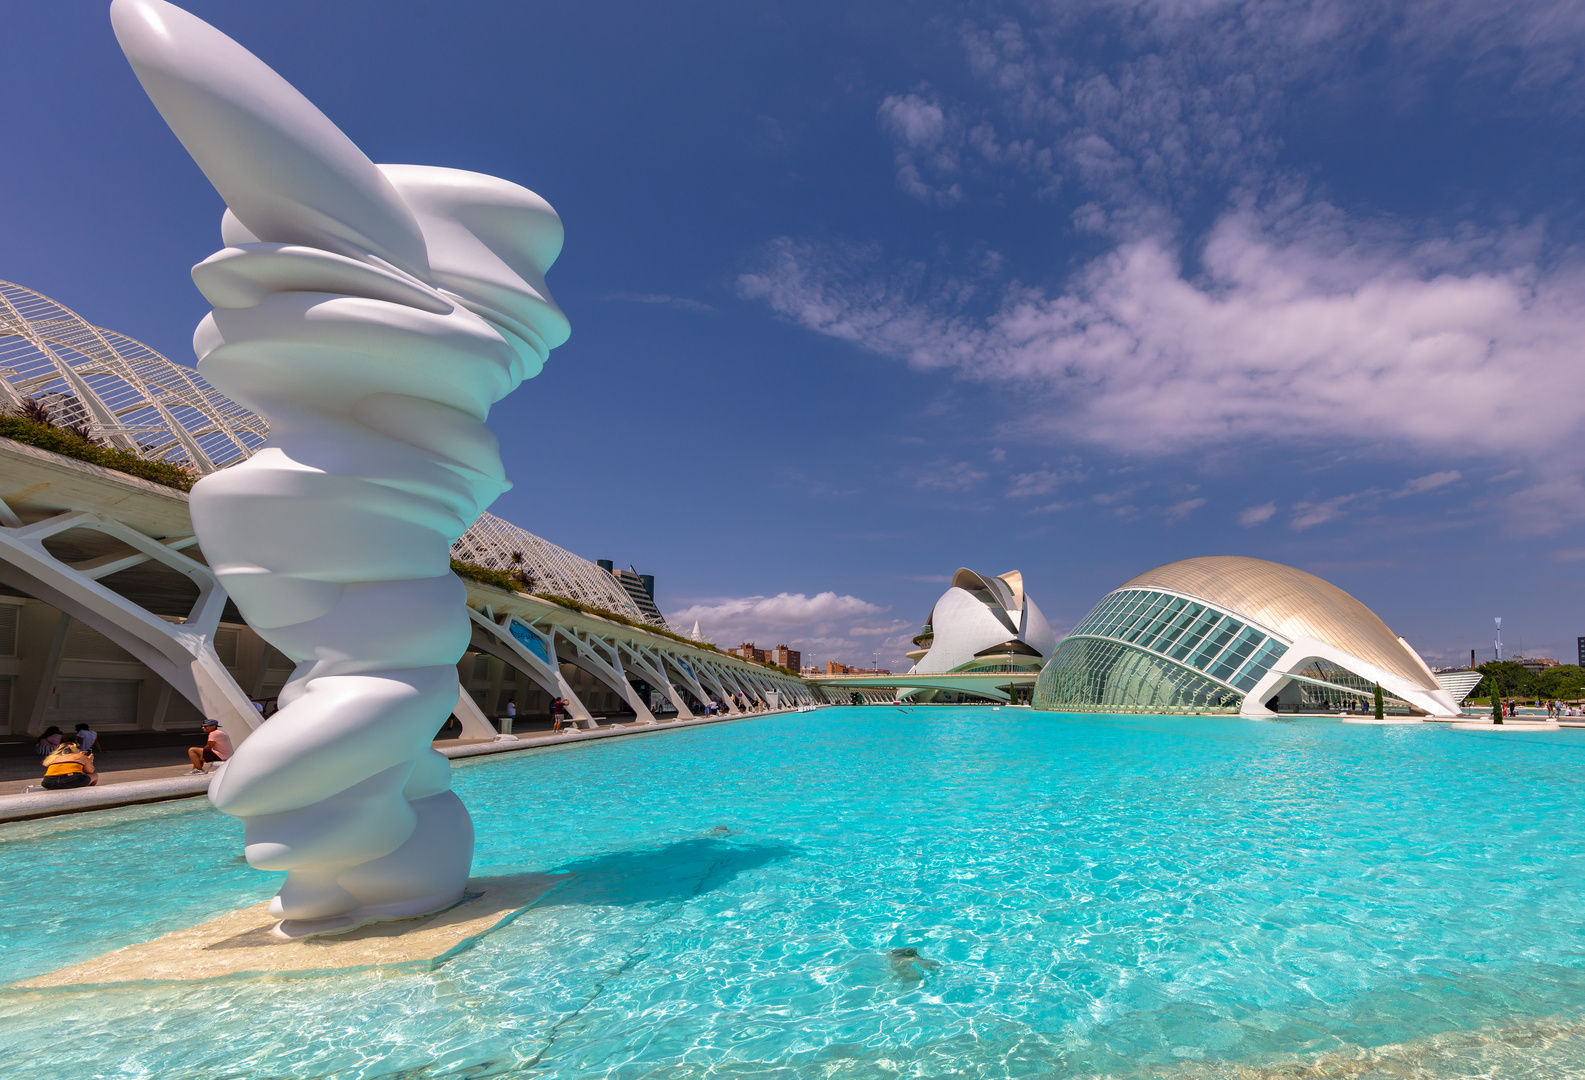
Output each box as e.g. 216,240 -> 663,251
452,511 -> 657,624
0,280 -> 268,473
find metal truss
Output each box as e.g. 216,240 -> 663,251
452,511 -> 660,625
0,281 -> 268,474
0,503 -> 260,740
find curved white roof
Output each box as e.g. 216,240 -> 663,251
451,511 -> 657,624
1119,556 -> 1438,691
0,281 -> 268,474
911,567 -> 1056,674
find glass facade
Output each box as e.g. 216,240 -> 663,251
1269,658 -> 1414,714
1035,586 -> 1425,716
1033,637 -> 1245,713
1057,588 -> 1290,697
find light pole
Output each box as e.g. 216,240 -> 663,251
1494,617 -> 1502,662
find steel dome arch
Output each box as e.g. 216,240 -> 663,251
0,280 -> 267,474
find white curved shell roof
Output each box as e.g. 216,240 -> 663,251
912,567 -> 1055,674
451,511 -> 655,624
0,281 -> 268,473
1119,556 -> 1437,691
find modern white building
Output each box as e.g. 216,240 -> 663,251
1033,556 -> 1464,718
0,282 -> 816,743
907,568 -> 1057,687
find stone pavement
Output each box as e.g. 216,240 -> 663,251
0,706 -> 809,822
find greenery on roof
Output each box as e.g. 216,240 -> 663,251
0,408 -> 195,491
450,561 -> 732,656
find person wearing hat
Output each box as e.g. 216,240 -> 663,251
187,719 -> 234,773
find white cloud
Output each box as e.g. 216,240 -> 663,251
953,0 -> 1585,218
1502,475 -> 1585,537
668,591 -> 905,665
742,0 -> 1585,533
1289,490 -> 1381,531
1007,470 -> 1061,496
1239,501 -> 1277,526
877,91 -> 964,205
1165,496 -> 1207,521
1397,470 -> 1462,495
916,460 -> 988,491
849,620 -> 914,638
739,215 -> 1585,465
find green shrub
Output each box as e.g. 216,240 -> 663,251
449,558 -> 520,592
0,414 -> 194,491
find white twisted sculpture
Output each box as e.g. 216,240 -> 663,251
113,0 -> 570,935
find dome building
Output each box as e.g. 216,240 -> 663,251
1033,556 -> 1462,718
908,568 -> 1057,683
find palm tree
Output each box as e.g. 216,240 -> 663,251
507,550 -> 536,593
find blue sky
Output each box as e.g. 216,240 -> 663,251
6,0 -> 1585,670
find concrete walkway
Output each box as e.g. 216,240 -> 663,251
0,707 -> 812,823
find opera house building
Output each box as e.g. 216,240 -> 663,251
1032,556 -> 1465,718
909,568 -> 1057,672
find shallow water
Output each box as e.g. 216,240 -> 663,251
3,708 -> 1585,1079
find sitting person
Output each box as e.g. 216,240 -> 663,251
34,726 -> 62,756
73,722 -> 98,753
41,738 -> 97,789
187,719 -> 233,773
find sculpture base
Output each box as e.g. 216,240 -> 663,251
14,873 -> 567,989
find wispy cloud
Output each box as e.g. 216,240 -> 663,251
1239,501 -> 1278,527
915,460 -> 988,491
1006,470 -> 1059,497
740,222 -> 1585,465
607,291 -> 716,314
1166,497 -> 1207,522
849,619 -> 913,638
1397,470 -> 1462,495
1290,492 -> 1376,532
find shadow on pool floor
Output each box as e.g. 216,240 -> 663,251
538,836 -> 803,909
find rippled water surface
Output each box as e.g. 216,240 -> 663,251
4,708 -> 1585,1079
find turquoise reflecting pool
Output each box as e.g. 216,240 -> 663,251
4,708 -> 1585,1078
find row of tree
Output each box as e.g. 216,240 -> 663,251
1469,661 -> 1585,702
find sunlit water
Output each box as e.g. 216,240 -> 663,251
4,708 -> 1585,1079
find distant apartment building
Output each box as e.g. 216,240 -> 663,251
1513,654 -> 1560,674
596,560 -> 667,627
825,660 -> 891,675
719,643 -> 798,669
